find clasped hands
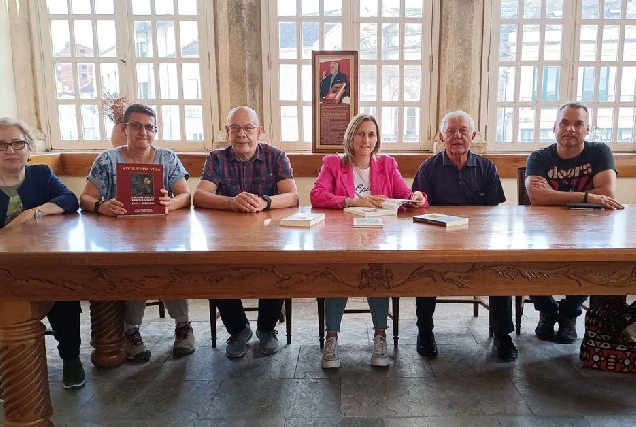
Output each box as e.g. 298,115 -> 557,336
232,191 -> 266,213
529,177 -> 624,210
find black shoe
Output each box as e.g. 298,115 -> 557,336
555,315 -> 577,344
493,334 -> 518,362
416,331 -> 438,358
535,311 -> 557,341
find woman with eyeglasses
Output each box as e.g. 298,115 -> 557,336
310,113 -> 428,369
0,117 -> 86,391
79,103 -> 195,363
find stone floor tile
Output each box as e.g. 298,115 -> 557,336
340,377 -> 531,418
497,415 -> 590,427
585,415 -> 636,427
285,417 -> 386,426
515,376 -> 636,416
205,378 -> 340,419
195,419 -> 285,427
383,416 -> 501,426
67,379 -> 218,423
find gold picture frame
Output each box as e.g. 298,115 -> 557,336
312,50 -> 358,152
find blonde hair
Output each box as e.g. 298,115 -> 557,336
342,113 -> 380,166
0,117 -> 36,150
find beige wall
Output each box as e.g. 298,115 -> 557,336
60,176 -> 636,208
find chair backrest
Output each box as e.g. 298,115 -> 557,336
517,167 -> 530,206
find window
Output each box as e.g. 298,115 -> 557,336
265,0 -> 436,152
35,0 -> 214,150
486,0 -> 636,151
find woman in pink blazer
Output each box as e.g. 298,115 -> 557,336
310,113 -> 427,369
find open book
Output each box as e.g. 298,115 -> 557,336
344,198 -> 419,217
381,198 -> 420,210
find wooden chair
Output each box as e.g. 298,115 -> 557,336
515,167 -> 533,334
317,297 -> 400,349
208,299 -> 292,348
146,300 -> 166,318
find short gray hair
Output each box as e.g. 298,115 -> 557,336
439,110 -> 475,133
0,117 -> 36,150
226,106 -> 259,126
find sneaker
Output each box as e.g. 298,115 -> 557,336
416,331 -> 438,358
226,323 -> 253,359
62,358 -> 86,389
321,336 -> 340,369
173,322 -> 195,357
370,335 -> 390,367
555,315 -> 577,344
124,327 -> 151,362
535,312 -> 558,341
493,334 -> 518,362
256,329 -> 279,355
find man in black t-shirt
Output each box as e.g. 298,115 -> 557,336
525,101 -> 624,344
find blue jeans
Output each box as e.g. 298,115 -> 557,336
325,297 -> 389,332
530,295 -> 587,318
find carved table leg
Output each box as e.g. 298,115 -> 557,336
89,301 -> 125,368
0,302 -> 53,427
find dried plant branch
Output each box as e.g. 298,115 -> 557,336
99,90 -> 129,124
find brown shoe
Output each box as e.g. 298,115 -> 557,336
556,315 -> 577,344
535,312 -> 557,341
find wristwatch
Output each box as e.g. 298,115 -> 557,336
261,195 -> 272,210
94,200 -> 103,213
33,209 -> 43,220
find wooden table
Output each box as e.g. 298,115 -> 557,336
1,205 -> 636,426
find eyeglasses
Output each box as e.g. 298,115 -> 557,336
228,125 -> 257,134
125,122 -> 158,133
0,140 -> 27,151
444,128 -> 470,136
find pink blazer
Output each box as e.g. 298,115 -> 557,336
310,154 -> 426,209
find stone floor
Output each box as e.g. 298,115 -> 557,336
2,297 -> 636,427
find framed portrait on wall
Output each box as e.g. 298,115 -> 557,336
312,51 -> 358,152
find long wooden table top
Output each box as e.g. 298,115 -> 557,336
1,205 -> 634,264
1,205 -> 635,301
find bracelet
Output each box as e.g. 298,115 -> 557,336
94,200 -> 102,213
33,209 -> 43,220
583,192 -> 589,203
343,198 -> 349,208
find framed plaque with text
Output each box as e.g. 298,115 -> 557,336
312,50 -> 358,152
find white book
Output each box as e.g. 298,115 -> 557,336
353,217 -> 383,228
280,212 -> 326,228
344,207 -> 397,217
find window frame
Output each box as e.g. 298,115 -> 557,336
484,0 -> 636,152
263,0 -> 439,153
32,0 -> 218,151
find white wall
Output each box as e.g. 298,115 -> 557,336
60,176 -> 636,207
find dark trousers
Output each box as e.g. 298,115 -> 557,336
530,295 -> 587,318
47,301 -> 82,361
416,296 -> 514,337
215,299 -> 283,335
